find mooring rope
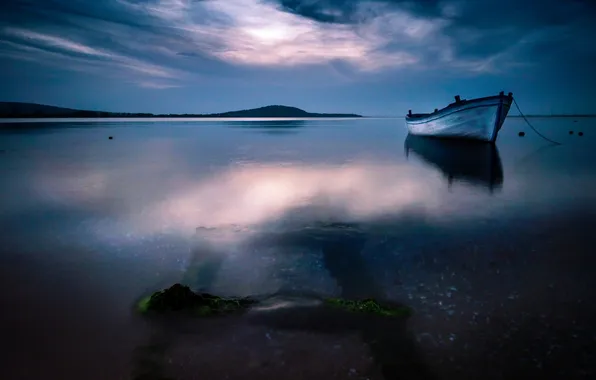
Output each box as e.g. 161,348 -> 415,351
513,97 -> 562,145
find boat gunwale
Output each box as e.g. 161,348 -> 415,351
405,94 -> 511,124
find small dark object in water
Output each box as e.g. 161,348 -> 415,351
518,131 -> 525,137
108,136 -> 113,139
137,283 -> 257,316
569,131 -> 574,135
578,132 -> 584,136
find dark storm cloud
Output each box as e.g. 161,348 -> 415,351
270,0 -> 596,67
441,0 -> 596,60
270,0 -> 595,27
271,0 -> 443,23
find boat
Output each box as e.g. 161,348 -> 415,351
405,91 -> 513,143
405,134 -> 503,192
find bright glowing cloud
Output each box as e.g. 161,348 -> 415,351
115,0 -> 424,70
205,0 -> 428,70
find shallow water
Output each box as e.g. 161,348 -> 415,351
0,117 -> 594,379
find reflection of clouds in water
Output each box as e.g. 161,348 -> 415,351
132,163 -> 441,236
22,156 -> 577,240
23,137 -> 596,250
13,133 -> 596,305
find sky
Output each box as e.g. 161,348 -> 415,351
0,0 -> 595,116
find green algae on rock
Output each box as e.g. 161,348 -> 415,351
137,283 -> 257,317
325,297 -> 412,317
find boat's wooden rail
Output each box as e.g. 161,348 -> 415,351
407,92 -> 513,119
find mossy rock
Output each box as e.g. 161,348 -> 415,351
137,283 -> 257,317
325,297 -> 412,317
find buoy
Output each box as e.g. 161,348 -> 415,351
518,131 -> 525,137
569,131 -> 574,135
578,132 -> 584,136
108,136 -> 113,140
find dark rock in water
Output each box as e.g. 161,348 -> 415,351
108,136 -> 113,140
137,284 -> 411,320
137,283 -> 257,316
325,297 -> 412,317
569,131 -> 574,135
578,132 -> 584,136
518,131 -> 525,137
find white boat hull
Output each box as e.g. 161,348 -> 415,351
405,94 -> 512,143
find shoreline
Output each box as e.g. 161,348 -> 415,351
0,116 -> 366,123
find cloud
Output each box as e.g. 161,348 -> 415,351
0,0 -> 474,85
24,140 -> 596,247
1,25 -> 182,86
4,27 -> 110,57
1,0 -> 595,89
137,81 -> 183,89
116,0 -> 422,70
270,0 -> 445,24
269,0 -> 596,72
0,0 -> 232,87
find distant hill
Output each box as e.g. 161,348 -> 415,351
0,102 -> 362,118
205,105 -> 361,118
0,102 -> 82,117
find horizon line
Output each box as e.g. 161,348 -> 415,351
1,101 -> 595,119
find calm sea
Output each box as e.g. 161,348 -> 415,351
0,117 -> 594,379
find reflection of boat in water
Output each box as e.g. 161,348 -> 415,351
405,134 -> 504,192
405,92 -> 513,143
